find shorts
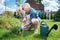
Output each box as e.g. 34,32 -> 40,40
30,17 -> 41,24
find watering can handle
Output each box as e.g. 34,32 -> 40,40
40,21 -> 47,25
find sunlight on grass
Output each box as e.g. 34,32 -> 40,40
0,19 -> 60,40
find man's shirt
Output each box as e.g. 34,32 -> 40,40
26,8 -> 39,21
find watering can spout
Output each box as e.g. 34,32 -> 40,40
47,24 -> 58,36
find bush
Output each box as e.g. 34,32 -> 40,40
0,13 -> 20,29
3,11 -> 13,17
0,17 -> 11,29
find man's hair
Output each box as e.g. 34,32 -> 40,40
22,3 -> 31,9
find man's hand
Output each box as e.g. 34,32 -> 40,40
22,21 -> 29,27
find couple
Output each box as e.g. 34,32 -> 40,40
16,3 -> 41,34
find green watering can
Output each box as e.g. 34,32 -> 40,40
40,21 -> 58,37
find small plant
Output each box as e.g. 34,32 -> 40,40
0,20 -> 3,24
10,26 -> 20,34
0,19 -> 10,29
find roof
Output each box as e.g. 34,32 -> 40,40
26,0 -> 44,10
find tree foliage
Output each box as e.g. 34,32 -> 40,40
54,9 -> 60,21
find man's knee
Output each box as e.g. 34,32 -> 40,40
31,19 -> 38,25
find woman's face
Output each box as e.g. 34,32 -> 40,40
17,9 -> 22,15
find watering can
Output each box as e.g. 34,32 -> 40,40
40,21 -> 58,37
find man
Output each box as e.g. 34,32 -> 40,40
20,3 -> 41,33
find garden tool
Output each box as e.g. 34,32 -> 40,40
40,21 -> 58,37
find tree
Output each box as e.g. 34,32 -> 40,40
38,12 -> 44,19
54,9 -> 60,21
44,12 -> 46,19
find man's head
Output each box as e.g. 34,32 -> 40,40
22,3 -> 31,12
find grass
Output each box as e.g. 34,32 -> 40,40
0,13 -> 60,40
0,20 -> 60,40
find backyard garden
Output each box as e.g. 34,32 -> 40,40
0,11 -> 60,40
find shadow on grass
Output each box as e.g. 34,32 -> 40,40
22,30 -> 34,37
0,32 -> 18,40
34,34 -> 48,40
0,29 -> 34,40
22,30 -> 48,40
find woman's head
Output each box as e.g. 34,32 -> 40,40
16,7 -> 25,18
16,7 -> 22,14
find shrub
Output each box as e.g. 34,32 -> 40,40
0,18 -> 11,29
3,11 -> 13,17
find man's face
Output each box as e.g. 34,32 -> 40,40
23,6 -> 29,13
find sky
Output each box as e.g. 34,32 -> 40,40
0,0 -> 60,14
0,0 -> 16,14
42,0 -> 60,12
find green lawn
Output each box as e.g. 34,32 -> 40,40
0,14 -> 60,40
0,19 -> 60,40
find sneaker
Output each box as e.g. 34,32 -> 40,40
17,31 -> 21,35
34,29 -> 38,34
